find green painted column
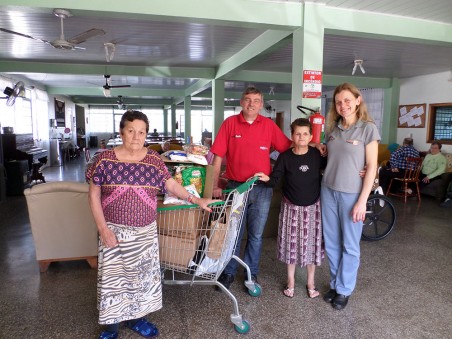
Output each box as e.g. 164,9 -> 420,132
383,78 -> 400,144
291,4 -> 324,120
163,107 -> 168,136
212,79 -> 225,140
171,104 -> 176,136
184,96 -> 191,143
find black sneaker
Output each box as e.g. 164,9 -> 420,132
216,273 -> 234,291
332,294 -> 349,310
323,289 -> 337,303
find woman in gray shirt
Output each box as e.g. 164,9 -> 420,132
321,83 -> 380,310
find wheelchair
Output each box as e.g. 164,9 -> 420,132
361,177 -> 397,241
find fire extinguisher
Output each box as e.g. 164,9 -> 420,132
296,105 -> 325,144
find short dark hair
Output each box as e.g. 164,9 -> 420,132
403,137 -> 414,146
119,110 -> 149,133
431,141 -> 442,149
241,86 -> 263,101
290,118 -> 311,135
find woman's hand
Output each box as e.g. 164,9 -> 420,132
254,172 -> 269,182
310,143 -> 327,156
194,197 -> 221,212
351,199 -> 367,223
99,227 -> 118,248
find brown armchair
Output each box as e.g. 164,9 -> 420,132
24,181 -> 98,272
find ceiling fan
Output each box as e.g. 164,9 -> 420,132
352,59 -> 366,75
116,96 -> 127,110
102,75 -> 131,97
0,8 -> 105,50
1,81 -> 25,106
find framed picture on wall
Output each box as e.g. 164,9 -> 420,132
55,98 -> 66,127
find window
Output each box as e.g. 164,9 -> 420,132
177,107 -> 236,143
88,106 -> 114,133
0,89 -> 32,134
427,103 -> 452,144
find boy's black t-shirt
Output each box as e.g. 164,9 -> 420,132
266,146 -> 326,206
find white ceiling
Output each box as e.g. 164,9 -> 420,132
0,0 -> 451,106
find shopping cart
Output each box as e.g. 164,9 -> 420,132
157,177 -> 260,334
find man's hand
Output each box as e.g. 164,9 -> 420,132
422,177 -> 430,183
391,168 -> 400,172
254,172 -> 269,182
212,186 -> 223,198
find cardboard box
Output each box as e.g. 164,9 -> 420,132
157,201 -> 205,239
156,164 -> 213,238
158,233 -> 198,269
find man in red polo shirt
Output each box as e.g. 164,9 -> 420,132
210,86 -> 292,290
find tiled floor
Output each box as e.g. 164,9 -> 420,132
0,155 -> 451,338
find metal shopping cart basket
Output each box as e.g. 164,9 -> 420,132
157,177 -> 259,334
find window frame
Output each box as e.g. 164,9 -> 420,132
427,102 -> 452,145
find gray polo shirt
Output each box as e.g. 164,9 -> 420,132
322,120 -> 380,194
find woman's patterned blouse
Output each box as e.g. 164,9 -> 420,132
86,149 -> 172,227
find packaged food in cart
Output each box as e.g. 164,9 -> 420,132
157,178 -> 260,334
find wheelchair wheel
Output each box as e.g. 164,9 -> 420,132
361,194 -> 396,241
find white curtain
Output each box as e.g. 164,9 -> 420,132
360,88 -> 384,135
32,88 -> 50,160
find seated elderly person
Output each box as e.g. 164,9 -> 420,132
419,141 -> 447,190
379,137 -> 420,193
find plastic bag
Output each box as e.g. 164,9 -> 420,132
182,167 -> 206,196
163,184 -> 200,205
183,144 -> 209,155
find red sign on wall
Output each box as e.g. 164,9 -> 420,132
302,70 -> 322,98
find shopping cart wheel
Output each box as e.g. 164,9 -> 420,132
361,194 -> 396,241
247,283 -> 262,297
234,320 -> 250,334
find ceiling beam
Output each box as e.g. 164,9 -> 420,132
0,61 -> 215,79
46,86 -> 185,97
215,30 -> 293,79
231,70 -> 292,84
71,96 -> 174,106
184,79 -> 212,97
320,6 -> 452,45
2,0 -> 302,30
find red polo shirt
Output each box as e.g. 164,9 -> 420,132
210,112 -> 292,182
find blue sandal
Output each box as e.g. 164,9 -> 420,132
125,318 -> 159,338
98,331 -> 118,339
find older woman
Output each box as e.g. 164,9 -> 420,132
321,83 -> 380,310
86,110 -> 215,339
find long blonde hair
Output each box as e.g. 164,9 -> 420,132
326,83 -> 374,134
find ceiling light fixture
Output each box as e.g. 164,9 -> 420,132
103,87 -> 111,97
352,59 -> 365,75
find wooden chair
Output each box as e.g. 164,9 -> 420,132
147,143 -> 162,153
387,157 -> 423,203
168,143 -> 184,151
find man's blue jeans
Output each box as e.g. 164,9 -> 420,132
222,181 -> 273,277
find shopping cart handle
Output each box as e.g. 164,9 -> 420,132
235,176 -> 259,194
221,176 -> 260,195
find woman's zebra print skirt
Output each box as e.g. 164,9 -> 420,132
97,221 -> 162,324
